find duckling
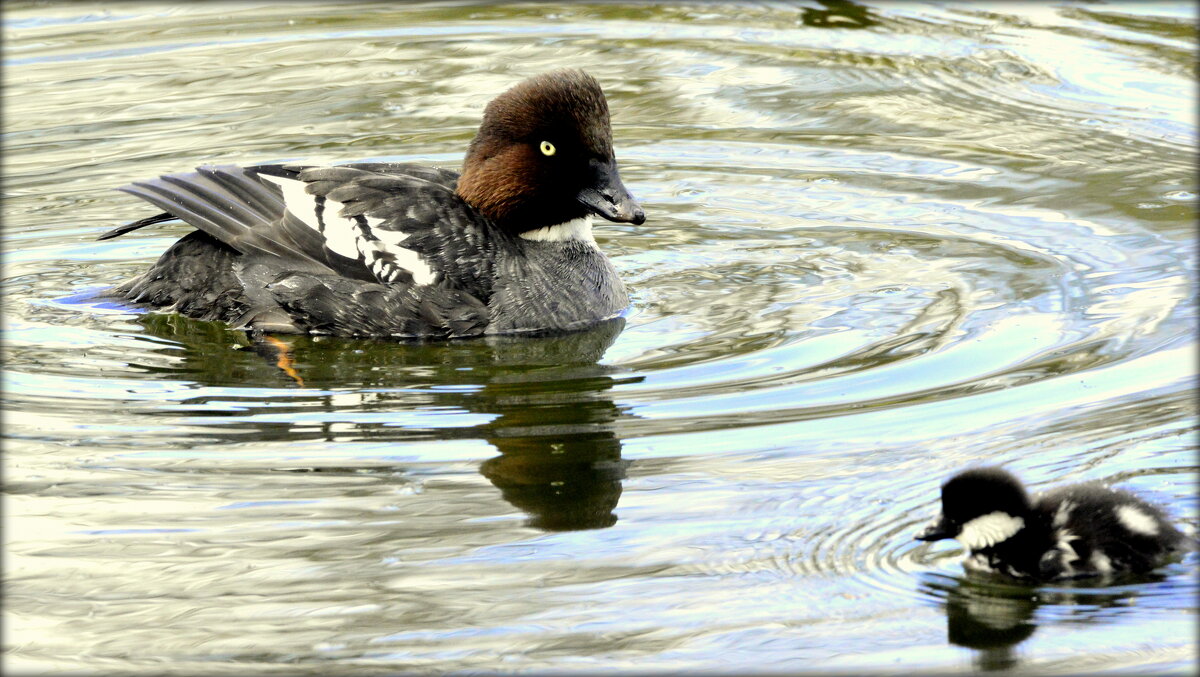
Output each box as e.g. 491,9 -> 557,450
915,467 -> 1189,581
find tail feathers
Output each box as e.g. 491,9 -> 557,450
110,165 -> 345,277
1178,522 -> 1200,551
96,212 -> 176,240
160,172 -> 277,232
117,168 -> 283,260
199,165 -> 285,217
102,166 -> 277,242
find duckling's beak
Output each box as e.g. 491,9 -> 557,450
577,158 -> 645,225
915,514 -> 955,541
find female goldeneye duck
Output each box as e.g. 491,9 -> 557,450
97,69 -> 645,339
915,467 -> 1189,581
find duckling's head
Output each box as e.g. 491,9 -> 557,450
916,467 -> 1032,550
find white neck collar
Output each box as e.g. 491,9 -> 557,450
519,216 -> 595,243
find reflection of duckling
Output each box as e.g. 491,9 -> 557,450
939,581 -> 1037,672
916,467 -> 1189,581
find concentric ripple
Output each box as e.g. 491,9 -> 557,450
3,2 -> 1197,674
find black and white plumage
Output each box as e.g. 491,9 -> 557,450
98,70 -> 644,340
915,467 -> 1190,581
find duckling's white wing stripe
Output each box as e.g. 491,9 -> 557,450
261,174 -> 436,286
1116,505 -> 1159,536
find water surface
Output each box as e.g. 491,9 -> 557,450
3,2 -> 1197,674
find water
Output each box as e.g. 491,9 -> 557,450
3,2 -> 1197,673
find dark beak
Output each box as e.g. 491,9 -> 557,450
577,158 -> 645,225
915,514 -> 956,542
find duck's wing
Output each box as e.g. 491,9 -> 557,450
286,163 -> 493,294
103,163 -> 475,287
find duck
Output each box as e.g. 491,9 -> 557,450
97,69 -> 645,340
915,466 -> 1189,581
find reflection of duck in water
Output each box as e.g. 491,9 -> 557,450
481,431 -> 627,531
473,319 -> 632,530
133,314 -> 637,531
915,467 -> 1190,581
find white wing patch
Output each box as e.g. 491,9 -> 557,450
262,174 -> 321,230
1116,505 -> 1159,536
369,219 -> 436,285
1053,500 -> 1074,528
261,174 -> 437,286
519,216 -> 595,243
319,196 -> 362,260
958,512 -> 1025,550
1054,529 -> 1081,573
1090,550 -> 1113,575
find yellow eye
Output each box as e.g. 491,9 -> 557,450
539,140 -> 556,156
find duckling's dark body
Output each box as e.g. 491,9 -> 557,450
1031,483 -> 1185,579
917,467 -> 1188,582
100,70 -> 641,340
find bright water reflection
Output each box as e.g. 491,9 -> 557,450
3,1 -> 1197,673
